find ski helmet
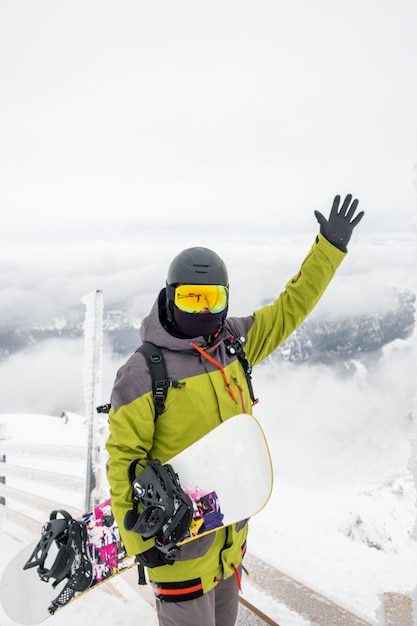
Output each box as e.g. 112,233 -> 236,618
166,247 -> 228,287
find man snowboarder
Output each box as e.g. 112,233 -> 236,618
106,194 -> 364,626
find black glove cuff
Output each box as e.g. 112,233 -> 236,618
321,228 -> 349,252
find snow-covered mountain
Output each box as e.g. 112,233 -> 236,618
1,286 -> 414,365
274,287 -> 415,365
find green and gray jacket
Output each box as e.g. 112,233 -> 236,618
106,234 -> 345,599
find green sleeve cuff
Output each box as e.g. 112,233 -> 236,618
315,232 -> 346,270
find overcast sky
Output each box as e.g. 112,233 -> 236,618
1,0 -> 417,243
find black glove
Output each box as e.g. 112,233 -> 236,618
136,544 -> 178,568
314,194 -> 364,251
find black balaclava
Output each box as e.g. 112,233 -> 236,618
172,305 -> 226,338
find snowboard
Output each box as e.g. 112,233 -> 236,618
0,413 -> 273,625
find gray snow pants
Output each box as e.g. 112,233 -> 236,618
155,571 -> 240,626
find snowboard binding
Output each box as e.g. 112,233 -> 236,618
24,510 -> 74,584
24,510 -> 94,614
125,458 -> 193,551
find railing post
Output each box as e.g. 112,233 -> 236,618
0,423 -> 7,505
82,289 -> 104,512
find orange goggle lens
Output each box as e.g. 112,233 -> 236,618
174,284 -> 228,314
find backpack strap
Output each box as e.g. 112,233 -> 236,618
136,342 -> 184,421
224,335 -> 259,406
96,342 -> 184,421
136,342 -> 169,419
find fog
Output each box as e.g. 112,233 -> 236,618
0,230 -> 415,420
255,335 -> 416,490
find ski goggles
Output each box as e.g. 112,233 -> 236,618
174,284 -> 229,314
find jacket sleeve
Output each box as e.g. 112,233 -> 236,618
246,234 -> 345,366
105,359 -> 157,556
